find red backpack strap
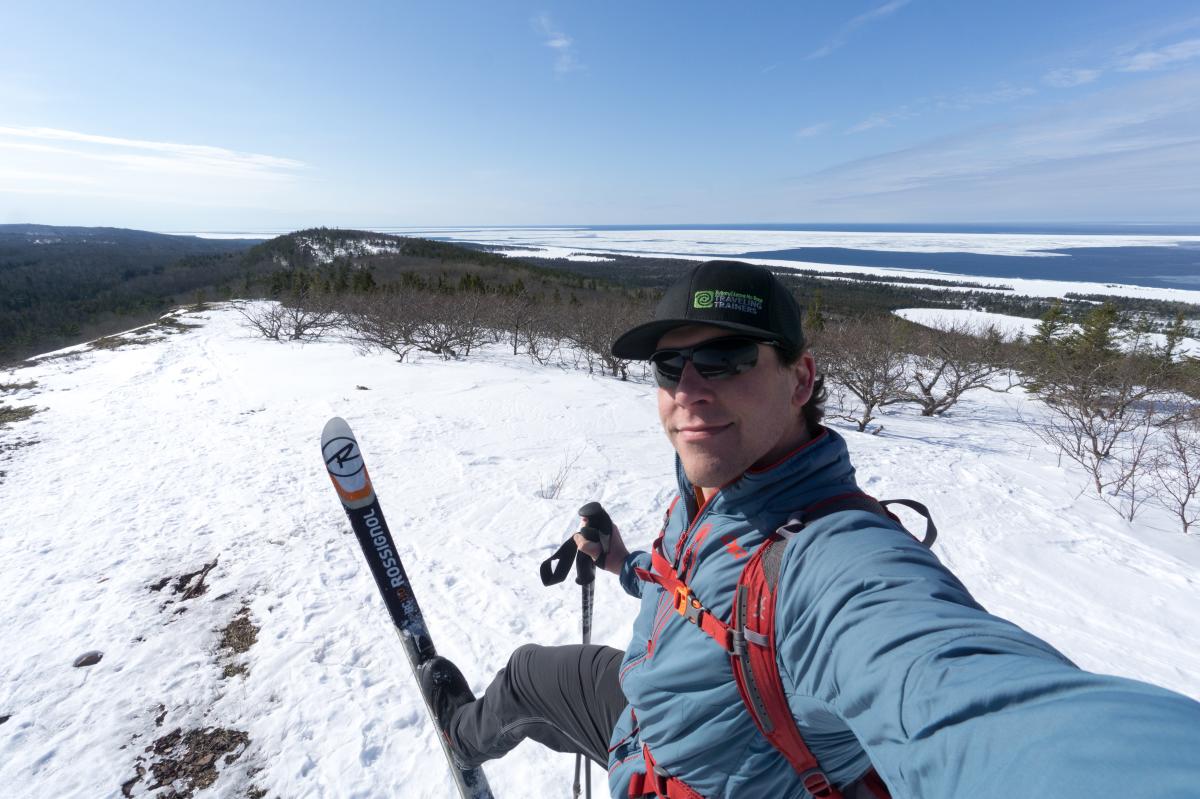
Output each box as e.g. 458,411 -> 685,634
729,492 -> 910,799
628,744 -> 705,799
731,533 -> 844,799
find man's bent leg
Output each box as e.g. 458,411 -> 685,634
448,643 -> 626,768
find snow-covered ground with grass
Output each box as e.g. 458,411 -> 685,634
1,304 -> 1198,798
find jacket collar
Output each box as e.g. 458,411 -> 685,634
674,426 -> 859,521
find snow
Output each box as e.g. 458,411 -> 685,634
398,227 -> 1200,305
895,307 -> 1200,358
1,304 -> 1198,798
179,226 -> 1200,305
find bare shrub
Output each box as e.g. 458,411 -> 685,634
818,315 -> 914,433
903,322 -> 1016,416
1153,414 -> 1200,534
1028,340 -> 1172,519
341,292 -> 419,361
560,295 -> 651,380
342,289 -> 492,360
537,446 -> 584,499
235,301 -> 286,340
496,290 -> 541,356
235,297 -> 340,342
280,295 -> 342,341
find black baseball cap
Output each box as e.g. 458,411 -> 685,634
611,260 -> 805,359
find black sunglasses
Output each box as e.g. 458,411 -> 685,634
650,336 -> 778,388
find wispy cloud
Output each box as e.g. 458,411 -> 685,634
796,123 -> 830,139
1043,68 -> 1101,88
1039,33 -> 1200,91
1117,37 -> 1200,72
786,70 -> 1200,219
0,125 -> 308,217
0,126 -> 304,179
848,109 -> 913,134
847,82 -> 1033,133
807,0 -> 913,60
534,14 -> 582,74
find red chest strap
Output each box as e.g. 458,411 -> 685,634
632,533 -> 843,799
634,542 -> 744,656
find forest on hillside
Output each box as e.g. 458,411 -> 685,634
3,225 -> 1199,367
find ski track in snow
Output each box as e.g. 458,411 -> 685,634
1,304 -> 1198,798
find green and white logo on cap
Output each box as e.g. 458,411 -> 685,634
693,290 -> 764,314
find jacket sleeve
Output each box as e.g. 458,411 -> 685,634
773,511 -> 1200,799
619,550 -> 651,598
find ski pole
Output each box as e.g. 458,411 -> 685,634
574,502 -> 613,799
539,502 -> 613,799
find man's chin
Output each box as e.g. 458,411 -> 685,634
678,450 -> 743,490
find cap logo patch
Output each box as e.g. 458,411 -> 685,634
693,290 -> 764,314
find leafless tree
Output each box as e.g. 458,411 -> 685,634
235,301 -> 287,341
561,295 -> 650,380
819,315 -> 914,433
234,297 -> 340,342
496,291 -> 541,356
1028,344 -> 1172,519
417,291 -> 492,359
280,294 -> 342,341
903,322 -> 1016,416
1152,413 -> 1200,534
341,292 -> 419,361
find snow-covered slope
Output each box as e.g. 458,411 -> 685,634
1,305 -> 1198,798
894,307 -> 1200,357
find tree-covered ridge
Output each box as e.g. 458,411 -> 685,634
4,224 -> 1199,366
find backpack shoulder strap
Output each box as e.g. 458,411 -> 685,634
730,492 -> 913,799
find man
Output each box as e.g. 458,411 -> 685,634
421,260 -> 1200,798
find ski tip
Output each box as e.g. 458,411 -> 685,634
321,417 -> 376,507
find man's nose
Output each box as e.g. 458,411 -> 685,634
672,361 -> 713,403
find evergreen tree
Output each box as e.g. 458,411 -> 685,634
1069,302 -> 1120,362
1162,311 -> 1190,363
1032,299 -> 1068,347
807,289 -> 826,333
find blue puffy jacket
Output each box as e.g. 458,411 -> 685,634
606,428 -> 1200,798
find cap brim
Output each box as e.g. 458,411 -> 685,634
611,319 -> 782,360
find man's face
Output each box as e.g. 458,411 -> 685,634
655,324 -> 816,490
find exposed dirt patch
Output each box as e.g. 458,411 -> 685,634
0,379 -> 37,393
218,606 -> 259,679
122,726 -> 251,798
155,317 -> 202,333
1,435 -> 41,483
89,334 -> 165,351
0,405 -> 38,426
149,559 -> 219,601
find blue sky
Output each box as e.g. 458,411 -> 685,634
1,0 -> 1198,230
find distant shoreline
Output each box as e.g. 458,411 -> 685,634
171,222 -> 1200,239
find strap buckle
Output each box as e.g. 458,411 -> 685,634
801,769 -> 836,798
651,762 -> 671,795
672,584 -> 704,624
726,627 -> 746,657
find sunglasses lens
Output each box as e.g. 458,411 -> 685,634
651,352 -> 686,387
691,339 -> 760,378
651,338 -> 762,387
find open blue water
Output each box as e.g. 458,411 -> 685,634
571,225 -> 1200,291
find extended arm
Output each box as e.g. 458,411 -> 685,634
775,514 -> 1200,799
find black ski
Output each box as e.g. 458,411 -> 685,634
321,416 -> 494,799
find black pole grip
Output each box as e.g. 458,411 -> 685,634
577,501 -> 612,573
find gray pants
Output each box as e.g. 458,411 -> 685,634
448,643 -> 627,768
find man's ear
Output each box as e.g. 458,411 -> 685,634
792,351 -> 816,408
